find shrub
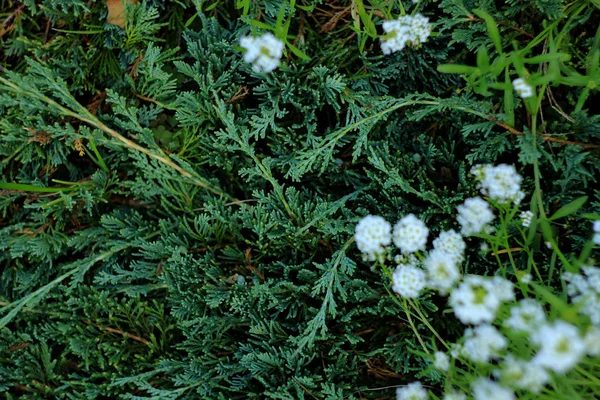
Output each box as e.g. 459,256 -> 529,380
0,0 -> 598,398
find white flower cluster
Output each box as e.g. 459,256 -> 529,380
593,220 -> 600,245
442,390 -> 466,400
392,265 -> 426,298
381,13 -> 432,54
503,298 -> 546,334
449,275 -> 514,325
432,229 -> 465,263
444,292 -> 599,397
456,197 -> 495,236
240,33 -> 284,73
433,351 -> 450,371
393,214 -> 429,253
494,355 -> 549,394
356,165 -> 599,400
520,210 -> 533,227
424,249 -> 461,295
356,214 -> 464,298
354,215 -> 391,261
472,378 -> 514,400
584,326 -> 600,356
531,320 -> 586,373
471,164 -> 525,205
461,324 -> 506,363
512,78 -> 533,98
396,381 -> 427,400
563,266 -> 600,324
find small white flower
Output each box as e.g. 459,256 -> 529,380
563,271 -> 587,295
432,229 -> 466,263
532,320 -> 586,373
512,78 -> 533,98
504,298 -> 546,334
457,197 -> 495,236
461,324 -> 506,363
584,265 -> 600,293
381,14 -> 432,54
393,214 -> 429,254
472,378 -> 514,400
425,249 -> 461,294
593,221 -> 600,244
392,265 -> 427,298
494,355 -> 550,394
355,215 -> 392,261
433,351 -> 450,371
442,391 -> 466,400
520,211 -> 533,227
396,381 -> 428,400
490,276 -> 515,302
519,273 -> 532,284
584,326 -> 600,356
563,267 -> 600,325
240,33 -> 284,73
449,343 -> 462,359
472,164 -> 524,205
449,276 -> 503,325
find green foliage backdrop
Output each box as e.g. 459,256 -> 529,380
0,0 -> 598,398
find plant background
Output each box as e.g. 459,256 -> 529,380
0,0 -> 599,398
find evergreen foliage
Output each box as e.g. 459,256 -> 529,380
1,0 -> 599,398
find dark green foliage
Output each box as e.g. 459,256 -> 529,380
1,0 -> 599,398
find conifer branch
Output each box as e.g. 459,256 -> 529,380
82,320 -> 150,345
0,75 -> 232,199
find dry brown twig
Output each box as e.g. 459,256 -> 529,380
493,120 -> 599,150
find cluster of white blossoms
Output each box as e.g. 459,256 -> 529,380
439,280 -> 600,399
240,33 -> 284,73
432,229 -> 465,263
449,275 -> 514,324
408,306 -> 600,400
503,298 -> 546,334
530,320 -> 587,373
456,197 -> 495,235
356,213 -> 465,298
520,210 -> 533,227
593,220 -> 600,245
381,13 -> 432,54
424,248 -> 461,294
471,378 -> 514,400
460,324 -> 506,363
471,164 -> 525,205
396,381 -> 427,400
512,78 -> 533,98
356,165 -> 600,400
433,351 -> 450,371
562,266 -> 600,324
393,214 -> 429,253
494,355 -> 549,394
455,164 -> 525,236
354,215 -> 391,261
392,264 -> 426,298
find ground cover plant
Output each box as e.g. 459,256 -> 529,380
0,0 -> 599,398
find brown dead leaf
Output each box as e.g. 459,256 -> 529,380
25,127 -> 52,145
106,0 -> 138,28
73,139 -> 85,156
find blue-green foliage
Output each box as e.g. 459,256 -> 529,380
1,0 -> 599,398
